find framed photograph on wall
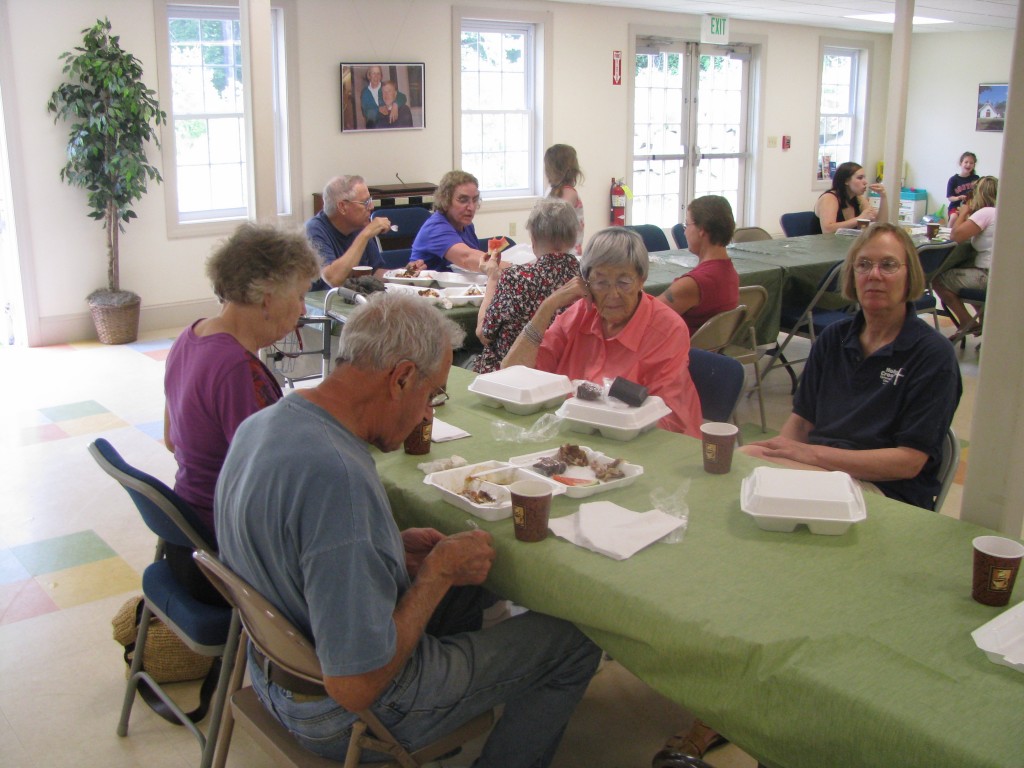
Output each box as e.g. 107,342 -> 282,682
976,83 -> 1007,132
341,63 -> 425,132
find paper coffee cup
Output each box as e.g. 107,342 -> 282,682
701,422 -> 739,474
972,535 -> 1024,606
510,480 -> 552,542
351,265 -> 373,278
403,416 -> 432,455
926,223 -> 940,239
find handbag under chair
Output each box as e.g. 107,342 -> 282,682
88,438 -> 241,768
193,549 -> 495,768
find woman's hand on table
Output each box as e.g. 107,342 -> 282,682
745,435 -> 823,469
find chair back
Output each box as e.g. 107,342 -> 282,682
690,305 -> 748,353
736,286 -> 768,332
88,438 -> 214,551
624,224 -> 671,253
689,349 -> 745,423
779,211 -> 822,238
194,550 -> 324,686
915,242 -> 956,281
378,247 -> 414,270
671,222 -> 688,249
732,226 -> 772,243
371,207 -> 431,244
935,426 -> 961,513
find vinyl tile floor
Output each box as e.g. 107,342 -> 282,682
0,319 -> 979,768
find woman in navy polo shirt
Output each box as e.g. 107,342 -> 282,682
745,223 -> 962,511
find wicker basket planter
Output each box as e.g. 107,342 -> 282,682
89,294 -> 141,345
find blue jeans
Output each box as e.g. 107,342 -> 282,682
249,610 -> 601,767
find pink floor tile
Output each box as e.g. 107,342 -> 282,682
0,579 -> 60,625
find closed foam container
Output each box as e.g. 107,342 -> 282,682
740,467 -> 866,535
972,600 -> 1024,673
555,395 -> 671,441
423,460 -> 566,520
468,366 -> 573,415
508,446 -> 644,498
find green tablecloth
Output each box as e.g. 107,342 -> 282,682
646,251 -> 784,344
375,366 -> 1024,768
729,234 -> 854,308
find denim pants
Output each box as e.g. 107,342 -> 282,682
249,609 -> 601,767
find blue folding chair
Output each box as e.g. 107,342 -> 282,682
671,222 -> 688,249
625,224 -> 671,253
88,439 -> 240,768
689,348 -> 746,424
779,211 -> 822,237
371,206 -> 431,250
913,242 -> 956,329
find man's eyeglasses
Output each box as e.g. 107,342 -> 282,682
454,195 -> 482,207
587,277 -> 637,294
853,258 -> 904,275
429,386 -> 449,407
347,197 -> 374,210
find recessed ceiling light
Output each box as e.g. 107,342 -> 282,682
845,13 -> 952,25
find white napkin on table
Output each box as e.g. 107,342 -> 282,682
431,418 -> 470,442
548,501 -> 685,560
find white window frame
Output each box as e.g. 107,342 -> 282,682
154,0 -> 301,237
814,40 -> 871,190
452,7 -> 551,206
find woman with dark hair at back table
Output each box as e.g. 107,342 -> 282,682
814,161 -> 888,234
656,194 -> 739,334
163,223 -> 319,600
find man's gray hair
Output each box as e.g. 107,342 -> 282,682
337,292 -> 466,377
581,227 -> 649,282
322,175 -> 365,214
526,198 -> 579,252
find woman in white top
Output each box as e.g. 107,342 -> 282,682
932,175 -> 997,340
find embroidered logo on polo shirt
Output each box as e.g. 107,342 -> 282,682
880,367 -> 905,386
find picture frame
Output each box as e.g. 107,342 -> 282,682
341,63 -> 425,132
976,83 -> 1007,133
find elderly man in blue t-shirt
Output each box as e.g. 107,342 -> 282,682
306,175 -> 392,290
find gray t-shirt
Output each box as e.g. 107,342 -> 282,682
215,394 -> 410,677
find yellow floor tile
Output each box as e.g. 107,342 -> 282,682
36,558 -> 141,609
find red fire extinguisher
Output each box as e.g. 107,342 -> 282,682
610,178 -> 626,226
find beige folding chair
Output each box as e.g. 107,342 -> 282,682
731,226 -> 772,243
193,550 -> 494,768
722,286 -> 769,432
689,305 -> 747,353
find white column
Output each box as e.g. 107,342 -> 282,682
960,2 -> 1024,538
239,0 -> 277,222
883,0 -> 913,219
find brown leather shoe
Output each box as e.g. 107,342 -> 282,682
652,719 -> 728,766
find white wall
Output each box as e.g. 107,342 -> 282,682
903,30 -> 1012,212
2,0 -> 895,344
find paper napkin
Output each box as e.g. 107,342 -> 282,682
431,418 -> 470,442
548,501 -> 685,560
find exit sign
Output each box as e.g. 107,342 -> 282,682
701,14 -> 729,44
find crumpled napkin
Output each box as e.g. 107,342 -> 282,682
431,418 -> 470,442
548,501 -> 685,560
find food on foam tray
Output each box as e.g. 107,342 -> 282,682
465,285 -> 484,296
576,381 -> 602,401
461,488 -> 497,505
418,288 -> 441,298
557,443 -> 589,467
592,457 -> 625,481
398,265 -> 422,278
532,456 -> 568,477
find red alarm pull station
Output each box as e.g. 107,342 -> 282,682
782,135 -> 791,150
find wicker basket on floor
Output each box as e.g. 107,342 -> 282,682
90,296 -> 141,344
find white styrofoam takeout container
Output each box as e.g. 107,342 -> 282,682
972,600 -> 1024,673
468,366 -> 573,415
436,270 -> 488,288
508,446 -> 644,498
382,269 -> 440,287
740,467 -> 866,535
423,460 -> 566,521
441,286 -> 485,306
554,395 -> 671,441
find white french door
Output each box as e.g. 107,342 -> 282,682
632,41 -> 751,228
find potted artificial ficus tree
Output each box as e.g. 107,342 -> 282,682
47,17 -> 167,344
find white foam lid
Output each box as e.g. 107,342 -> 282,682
469,366 -> 572,405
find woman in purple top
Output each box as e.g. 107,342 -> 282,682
164,224 -> 318,598
409,170 -> 488,272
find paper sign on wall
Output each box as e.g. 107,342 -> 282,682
701,14 -> 729,45
612,51 -> 622,85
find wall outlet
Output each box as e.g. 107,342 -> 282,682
767,135 -> 778,149
509,222 -> 517,236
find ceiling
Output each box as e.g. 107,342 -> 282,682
546,0 -> 1019,33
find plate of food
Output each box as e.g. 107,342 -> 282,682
508,444 -> 643,498
383,267 -> 440,287
423,460 -> 566,520
442,285 -> 485,306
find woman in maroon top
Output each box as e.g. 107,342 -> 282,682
656,195 -> 739,335
472,198 -> 581,373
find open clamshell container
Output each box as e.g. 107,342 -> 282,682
972,601 -> 1024,673
740,467 -> 866,535
441,286 -> 485,306
382,269 -> 440,287
423,460 -> 567,521
508,446 -> 644,499
435,270 -> 488,288
554,395 -> 671,441
468,366 -> 573,415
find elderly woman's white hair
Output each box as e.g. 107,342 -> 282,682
581,227 -> 649,283
526,198 -> 580,252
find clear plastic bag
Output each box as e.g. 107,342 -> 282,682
651,481 -> 691,544
490,412 -> 564,443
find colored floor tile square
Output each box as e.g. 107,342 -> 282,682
57,412 -> 130,437
129,338 -> 174,352
0,578 -> 59,625
0,549 -> 31,585
144,349 -> 171,361
36,557 -> 140,610
38,400 -> 109,422
10,530 -> 116,576
12,423 -> 69,447
135,420 -> 166,442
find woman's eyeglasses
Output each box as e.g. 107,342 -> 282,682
454,195 -> 482,207
587,277 -> 637,293
853,258 -> 904,275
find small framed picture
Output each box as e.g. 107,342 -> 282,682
976,83 -> 1007,132
340,63 -> 425,132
